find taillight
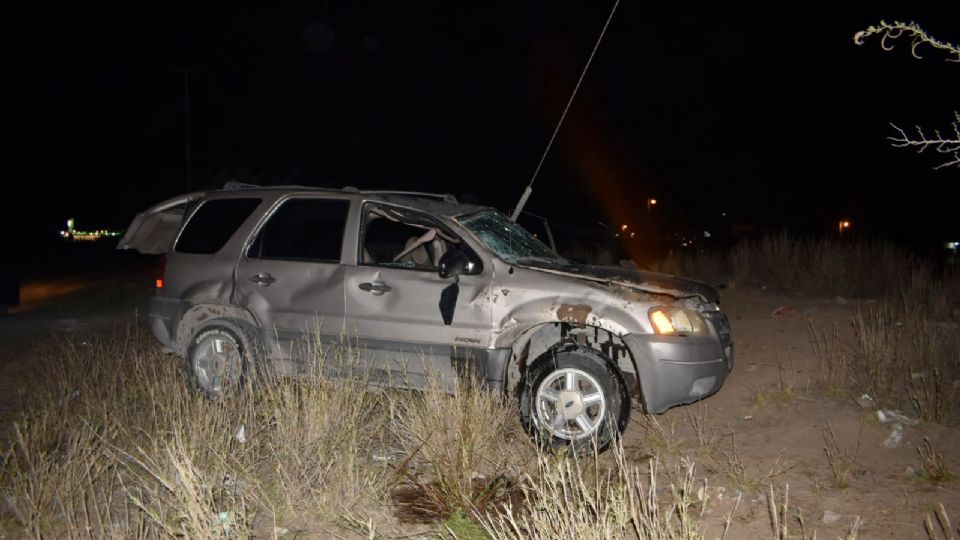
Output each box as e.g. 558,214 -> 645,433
155,255 -> 166,290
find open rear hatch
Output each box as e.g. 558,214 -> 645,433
117,192 -> 204,254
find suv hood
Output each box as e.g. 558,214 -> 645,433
518,262 -> 720,304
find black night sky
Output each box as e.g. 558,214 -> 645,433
9,1 -> 959,259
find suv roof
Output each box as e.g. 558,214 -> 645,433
216,181 -> 489,218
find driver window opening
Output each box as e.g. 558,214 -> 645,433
361,206 -> 455,271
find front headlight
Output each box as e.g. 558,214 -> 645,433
649,307 -> 709,335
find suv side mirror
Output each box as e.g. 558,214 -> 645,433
438,249 -> 475,279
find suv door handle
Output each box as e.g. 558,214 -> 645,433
249,272 -> 277,286
358,281 -> 391,295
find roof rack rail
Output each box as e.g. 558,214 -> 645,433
360,190 -> 459,204
222,181 -> 262,190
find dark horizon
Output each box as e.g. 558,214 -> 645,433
9,1 -> 959,256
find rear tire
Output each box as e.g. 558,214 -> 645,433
519,344 -> 630,453
186,320 -> 262,396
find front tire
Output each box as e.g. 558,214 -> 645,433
520,344 -> 630,452
186,320 -> 261,396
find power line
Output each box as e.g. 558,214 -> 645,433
511,0 -> 620,220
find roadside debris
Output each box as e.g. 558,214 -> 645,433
876,409 -> 920,426
855,393 -> 877,409
771,305 -> 795,318
856,392 -> 922,426
214,511 -> 235,534
882,423 -> 903,449
59,388 -> 81,406
222,473 -> 237,489
822,509 -> 843,525
234,424 -> 246,444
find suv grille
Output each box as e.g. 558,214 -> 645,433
702,311 -> 732,347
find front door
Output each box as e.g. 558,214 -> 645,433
343,202 -> 492,388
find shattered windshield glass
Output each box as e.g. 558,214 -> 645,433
458,210 -> 569,266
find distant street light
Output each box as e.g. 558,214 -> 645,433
838,220 -> 852,234
646,198 -> 657,216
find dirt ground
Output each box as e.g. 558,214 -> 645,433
0,271 -> 957,539
637,288 -> 960,539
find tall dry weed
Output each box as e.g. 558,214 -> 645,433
480,439 -> 715,540
0,328 -> 392,537
731,233 -> 917,297
387,369 -> 530,521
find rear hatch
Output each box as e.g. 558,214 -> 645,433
117,193 -> 203,254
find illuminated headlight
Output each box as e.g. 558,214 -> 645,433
649,307 -> 709,335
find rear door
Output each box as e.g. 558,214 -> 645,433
234,196 -> 352,361
343,202 -> 493,388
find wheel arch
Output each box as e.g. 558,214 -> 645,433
504,321 -> 641,399
175,303 -> 259,357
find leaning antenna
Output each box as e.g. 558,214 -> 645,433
510,0 -> 620,221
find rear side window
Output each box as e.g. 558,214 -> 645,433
175,198 -> 261,254
248,198 -> 349,262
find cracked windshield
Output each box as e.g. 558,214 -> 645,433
458,210 -> 569,266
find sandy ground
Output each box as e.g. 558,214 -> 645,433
634,288 -> 960,539
0,273 -> 957,538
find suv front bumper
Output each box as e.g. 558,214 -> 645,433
623,332 -> 733,413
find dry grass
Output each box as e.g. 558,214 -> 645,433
730,233 -> 919,297
845,305 -> 959,420
0,328 -> 729,540
386,369 -> 531,523
257,354 -> 390,523
767,483 -> 862,540
0,328 -> 390,538
685,400 -> 722,456
924,503 -> 956,540
805,282 -> 959,423
0,328 -> 727,540
705,432 -> 794,494
808,320 -> 854,396
705,234 -> 960,413
651,249 -> 728,287
822,421 -> 862,489
747,360 -> 797,409
632,413 -> 685,457
480,440 -> 720,540
917,438 -> 953,484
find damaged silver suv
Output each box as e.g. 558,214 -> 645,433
120,183 -> 733,449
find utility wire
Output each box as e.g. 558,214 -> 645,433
511,0 -> 620,220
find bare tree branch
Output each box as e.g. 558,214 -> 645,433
855,21 -> 959,169
854,20 -> 960,62
888,112 -> 960,170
